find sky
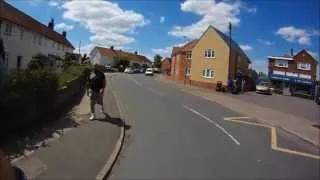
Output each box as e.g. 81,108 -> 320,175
7,0 -> 320,78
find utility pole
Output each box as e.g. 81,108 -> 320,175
228,22 -> 233,79
78,40 -> 81,55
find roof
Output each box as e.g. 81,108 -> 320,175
212,26 -> 251,64
0,1 -> 74,49
162,57 -> 172,62
95,47 -> 151,64
171,39 -> 199,56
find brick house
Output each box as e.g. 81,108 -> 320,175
268,49 -> 318,95
169,25 -> 251,89
161,57 -> 171,75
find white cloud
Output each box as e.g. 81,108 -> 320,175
257,39 -> 275,46
251,60 -> 267,74
160,16 -> 166,24
168,0 -> 242,39
62,0 -> 150,48
151,41 -> 189,58
239,44 -> 253,51
246,7 -> 257,14
55,22 -> 74,31
48,0 -> 58,7
275,26 -> 319,45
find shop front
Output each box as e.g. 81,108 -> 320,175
269,73 -> 315,97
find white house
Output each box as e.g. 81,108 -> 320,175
0,1 -> 74,70
89,46 -> 152,67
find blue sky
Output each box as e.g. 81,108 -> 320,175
7,0 -> 320,77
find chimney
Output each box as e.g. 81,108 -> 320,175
290,48 -> 294,56
48,18 -> 54,30
110,46 -> 114,50
134,51 -> 138,55
62,31 -> 67,38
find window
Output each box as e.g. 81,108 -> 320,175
186,67 -> 191,76
0,20 -> 2,35
4,23 -> 13,36
17,56 -> 22,69
299,74 -> 311,79
297,62 -> 311,71
20,28 -> 24,40
57,44 -> 60,50
38,36 -> 42,46
33,34 -> 37,44
62,45 -> 64,51
204,49 -> 215,58
44,38 -> 47,47
52,41 -> 55,48
202,68 -> 215,78
4,52 -> 9,68
274,60 -> 288,68
186,51 -> 192,59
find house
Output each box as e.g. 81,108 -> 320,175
0,1 -> 74,70
170,25 -> 251,89
89,46 -> 152,67
161,57 -> 171,75
268,49 -> 318,95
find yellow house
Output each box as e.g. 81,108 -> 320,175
189,25 -> 251,89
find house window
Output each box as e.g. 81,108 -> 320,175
44,38 -> 47,47
297,62 -> 311,71
33,34 -> 37,44
17,56 -> 22,69
4,23 -> 13,36
186,51 -> 192,59
202,68 -> 215,78
38,36 -> 42,46
4,52 -> 9,68
204,49 -> 215,58
274,60 -> 288,68
20,28 -> 24,40
186,67 -> 191,76
52,41 -> 55,48
57,44 -> 60,50
299,73 -> 311,79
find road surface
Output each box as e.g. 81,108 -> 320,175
108,73 -> 319,179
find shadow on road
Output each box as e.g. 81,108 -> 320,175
97,113 -> 131,130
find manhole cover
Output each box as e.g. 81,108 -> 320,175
312,124 -> 320,130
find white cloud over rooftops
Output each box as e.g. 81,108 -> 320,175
276,26 -> 319,45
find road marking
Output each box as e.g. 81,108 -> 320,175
147,88 -> 165,97
224,117 -> 251,121
223,117 -> 320,160
129,77 -> 142,87
183,105 -> 240,146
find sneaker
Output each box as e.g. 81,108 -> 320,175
89,113 -> 95,121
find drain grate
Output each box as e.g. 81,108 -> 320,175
312,124 -> 320,130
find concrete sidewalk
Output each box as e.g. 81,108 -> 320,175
12,85 -> 122,179
157,76 -> 320,147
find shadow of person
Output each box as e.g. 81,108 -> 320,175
97,113 -> 131,130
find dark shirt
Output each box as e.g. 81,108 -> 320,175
89,70 -> 105,92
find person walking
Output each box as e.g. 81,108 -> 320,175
88,65 -> 106,120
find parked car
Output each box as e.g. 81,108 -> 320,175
256,81 -> 272,94
145,68 -> 153,76
124,67 -> 133,73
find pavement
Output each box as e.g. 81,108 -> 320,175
11,78 -> 122,179
108,73 -> 319,179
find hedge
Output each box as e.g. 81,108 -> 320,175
0,65 -> 91,145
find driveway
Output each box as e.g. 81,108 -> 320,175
229,92 -> 320,123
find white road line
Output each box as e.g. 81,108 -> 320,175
130,77 -> 142,87
224,117 -> 251,121
147,88 -> 165,97
183,105 -> 240,146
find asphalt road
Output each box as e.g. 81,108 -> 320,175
108,73 -> 319,179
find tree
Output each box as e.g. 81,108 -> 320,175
132,62 -> 141,69
153,54 -> 162,68
113,56 -> 130,72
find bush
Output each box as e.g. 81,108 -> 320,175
58,65 -> 91,88
0,70 -> 59,142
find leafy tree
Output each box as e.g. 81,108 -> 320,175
28,53 -> 51,70
153,54 -> 162,68
113,56 -> 130,72
142,64 -> 148,69
132,62 -> 141,69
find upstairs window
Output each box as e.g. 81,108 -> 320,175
33,34 -> 37,44
52,41 -> 55,48
186,51 -> 192,59
204,49 -> 215,58
4,23 -> 13,36
38,36 -> 42,46
274,60 -> 288,68
186,67 -> 191,76
20,28 -> 24,40
297,62 -> 311,71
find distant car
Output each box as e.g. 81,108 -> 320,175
124,67 -> 133,73
133,69 -> 141,73
256,81 -> 272,94
145,68 -> 153,76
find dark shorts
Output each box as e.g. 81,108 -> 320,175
91,91 -> 103,105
